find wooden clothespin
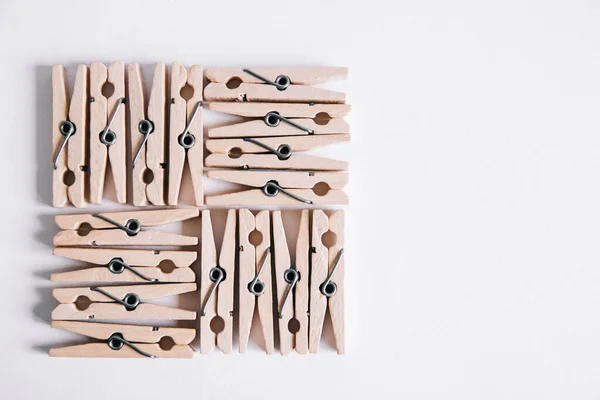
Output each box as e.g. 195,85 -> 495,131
272,210 -> 309,355
50,321 -> 195,358
51,283 -> 197,320
199,210 -> 236,354
89,62 -> 127,204
128,63 -> 167,206
206,102 -> 350,137
168,63 -> 204,206
238,209 -> 274,353
52,64 -> 88,208
53,209 -> 199,247
51,248 -> 197,283
309,210 -> 345,354
206,170 -> 349,206
204,67 -> 347,103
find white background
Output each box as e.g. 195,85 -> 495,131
1,0 -> 600,398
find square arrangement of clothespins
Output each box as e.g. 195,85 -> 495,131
49,63 -> 350,357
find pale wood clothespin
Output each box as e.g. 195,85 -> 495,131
53,209 -> 199,247
168,63 -> 203,206
128,63 -> 167,206
206,170 -> 349,206
309,210 -> 345,354
50,321 -> 195,358
204,67 -> 347,103
199,210 -> 236,354
89,62 -> 127,204
238,209 -> 274,353
52,64 -> 88,208
51,248 -> 197,283
51,283 -> 197,320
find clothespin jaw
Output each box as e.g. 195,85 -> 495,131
204,67 -> 347,103
51,283 -> 197,320
309,210 -> 345,354
89,62 -> 127,204
205,170 -> 349,206
53,209 -> 200,247
50,321 -> 195,358
168,63 -> 204,206
51,248 -> 197,283
129,63 -> 167,206
238,209 -> 274,353
52,64 -> 88,208
199,210 -> 236,354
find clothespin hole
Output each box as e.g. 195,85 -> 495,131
142,169 -> 154,184
210,316 -> 225,334
225,77 -> 242,89
101,82 -> 115,98
312,182 -> 330,196
62,170 -> 75,187
158,336 -> 175,351
249,229 -> 263,246
75,295 -> 91,311
157,260 -> 176,274
321,231 -> 337,248
314,112 -> 333,126
288,318 -> 300,334
180,84 -> 194,101
227,147 -> 243,159
76,223 -> 92,237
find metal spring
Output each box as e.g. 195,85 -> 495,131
99,98 -> 126,146
243,137 -> 292,160
248,247 -> 271,296
131,119 -> 155,167
264,112 -> 314,134
92,214 -> 142,237
262,181 -> 313,205
199,266 -> 226,316
107,333 -> 156,358
53,120 -> 76,169
107,257 -> 157,282
278,268 -> 300,318
178,101 -> 202,149
319,248 -> 344,297
90,287 -> 141,311
243,69 -> 290,91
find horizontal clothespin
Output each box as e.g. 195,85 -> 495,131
205,134 -> 349,171
89,62 -> 127,204
206,170 -> 349,206
52,64 -> 88,208
310,210 -> 345,354
168,63 -> 204,206
51,247 -> 197,283
128,63 -> 167,206
206,102 -> 350,138
199,210 -> 236,354
53,209 -> 200,247
50,321 -> 195,358
238,209 -> 274,353
204,67 -> 347,103
51,283 -> 197,320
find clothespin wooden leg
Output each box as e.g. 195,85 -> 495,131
107,61 -> 126,204
238,209 -> 256,353
295,209 -> 310,354
309,210 -> 329,353
328,210 -> 345,354
186,66 -> 204,206
255,210 -> 274,354
273,211 -> 294,355
217,209 -> 236,353
200,210 -> 217,354
52,65 -> 69,207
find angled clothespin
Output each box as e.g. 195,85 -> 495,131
51,283 -> 197,320
204,67 -> 347,103
52,64 -> 88,208
128,63 -> 167,206
309,210 -> 345,354
53,209 -> 199,247
168,63 -> 204,206
206,102 -> 350,137
51,248 -> 197,283
50,321 -> 195,358
238,209 -> 274,353
89,62 -> 127,204
206,170 -> 349,206
199,210 -> 236,354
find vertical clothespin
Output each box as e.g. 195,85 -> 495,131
128,63 -> 167,206
199,210 -> 236,354
273,211 -> 295,354
295,210 -> 310,354
168,63 -> 203,206
238,209 -> 274,353
89,61 -> 127,204
309,210 -> 345,354
52,64 -> 88,208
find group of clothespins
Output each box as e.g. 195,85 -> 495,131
53,63 -> 349,208
49,208 -> 344,357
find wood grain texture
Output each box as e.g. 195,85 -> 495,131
328,210 -> 345,354
50,266 -> 195,283
217,209 -> 236,354
207,118 -> 349,138
309,210 -> 329,353
186,65 -> 204,206
67,64 -> 88,208
207,170 -> 348,189
55,209 -> 199,229
200,210 -> 216,354
53,283 -> 197,303
49,343 -> 194,358
51,321 -> 195,343
206,189 -> 348,206
88,62 -> 108,204
205,67 -> 348,85
205,154 -> 348,171
51,303 -> 196,320
146,63 -> 167,205
238,209 -> 256,353
107,61 -> 126,204
206,102 -> 351,118
295,210 -> 310,354
255,210 -> 274,354
53,229 -> 198,247
273,211 -> 294,355
52,247 -> 197,267
206,134 -> 350,154
52,65 -> 69,207
128,63 -> 148,206
204,83 -> 346,103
